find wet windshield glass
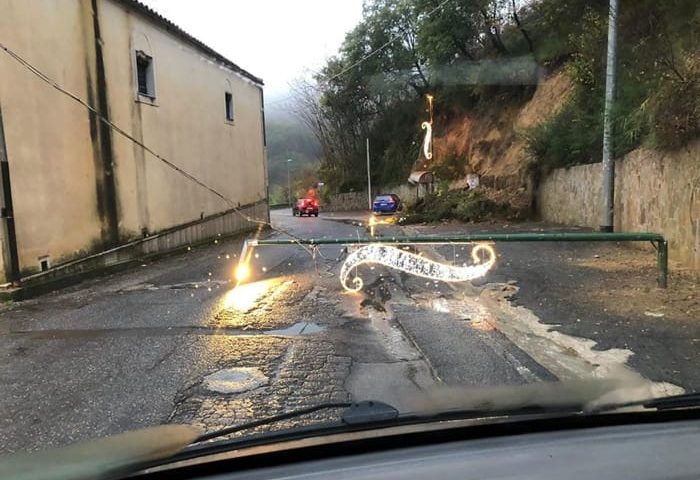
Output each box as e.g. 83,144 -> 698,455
0,0 -> 698,457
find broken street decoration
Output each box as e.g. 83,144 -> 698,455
339,243 -> 496,292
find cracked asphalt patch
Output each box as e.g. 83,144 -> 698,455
170,339 -> 351,437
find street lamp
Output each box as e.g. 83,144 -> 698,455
286,158 -> 293,207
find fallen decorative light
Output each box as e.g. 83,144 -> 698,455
234,240 -> 256,283
339,243 -> 496,292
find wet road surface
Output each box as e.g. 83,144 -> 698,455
0,209 -> 692,453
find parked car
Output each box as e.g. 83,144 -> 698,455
372,194 -> 401,214
292,197 -> 319,216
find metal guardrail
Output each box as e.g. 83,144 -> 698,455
247,232 -> 669,288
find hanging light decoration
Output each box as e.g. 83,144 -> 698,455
340,243 -> 496,292
421,121 -> 433,160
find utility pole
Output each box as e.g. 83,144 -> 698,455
366,138 -> 372,209
286,158 -> 293,207
601,0 -> 618,232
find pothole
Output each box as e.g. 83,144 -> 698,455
264,322 -> 325,336
203,367 -> 269,394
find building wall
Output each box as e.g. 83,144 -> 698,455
0,0 -> 106,276
538,141 -> 700,271
98,0 -> 267,235
0,0 -> 266,281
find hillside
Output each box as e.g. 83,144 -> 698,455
296,0 -> 699,212
433,69 -> 572,186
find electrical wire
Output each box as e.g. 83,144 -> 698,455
266,0 -> 453,107
321,0 -> 452,86
0,40 -> 313,254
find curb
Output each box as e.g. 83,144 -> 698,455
0,226 -> 266,302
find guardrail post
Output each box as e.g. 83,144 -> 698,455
657,240 -> 668,288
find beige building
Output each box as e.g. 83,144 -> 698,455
0,0 -> 268,283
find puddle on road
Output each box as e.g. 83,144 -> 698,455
264,322 -> 324,337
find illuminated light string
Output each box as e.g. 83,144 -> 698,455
339,243 -> 496,293
421,121 -> 433,160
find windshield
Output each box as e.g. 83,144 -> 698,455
0,0 -> 698,458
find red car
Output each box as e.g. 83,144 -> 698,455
292,198 -> 319,217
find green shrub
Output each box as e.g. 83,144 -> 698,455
399,189 -> 513,224
649,74 -> 700,149
523,92 -> 604,172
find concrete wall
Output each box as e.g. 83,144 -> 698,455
0,0 -> 267,281
538,141 -> 700,271
20,200 -> 266,291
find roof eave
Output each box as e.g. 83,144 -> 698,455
114,0 -> 264,86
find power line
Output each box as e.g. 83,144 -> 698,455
266,0 -> 453,108
0,41 -> 239,213
323,0 -> 452,85
0,40 -> 313,251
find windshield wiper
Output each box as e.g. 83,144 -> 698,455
643,392 -> 700,410
583,391 -> 700,415
192,402 -> 353,444
190,390 -> 700,447
192,400 -> 401,444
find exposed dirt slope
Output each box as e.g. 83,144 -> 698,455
432,70 -> 573,195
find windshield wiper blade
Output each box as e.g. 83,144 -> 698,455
587,391 -> 700,414
643,392 -> 700,410
192,402 -> 352,444
192,389 -> 700,448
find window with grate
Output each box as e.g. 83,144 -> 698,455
135,51 -> 155,98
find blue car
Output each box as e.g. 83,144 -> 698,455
372,194 -> 401,214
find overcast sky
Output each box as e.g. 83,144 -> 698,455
140,0 -> 364,101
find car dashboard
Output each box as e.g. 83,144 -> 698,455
141,415 -> 700,480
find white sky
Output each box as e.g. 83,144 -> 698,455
140,0 -> 364,100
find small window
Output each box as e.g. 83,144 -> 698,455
135,51 -> 155,98
39,256 -> 51,272
225,92 -> 234,121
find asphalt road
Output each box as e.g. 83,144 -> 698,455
0,208 -> 693,453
